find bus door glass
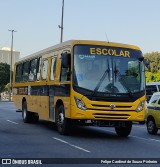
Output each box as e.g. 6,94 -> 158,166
49,57 -> 57,120
38,59 -> 49,118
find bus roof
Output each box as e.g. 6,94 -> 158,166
17,40 -> 141,63
71,40 -> 141,50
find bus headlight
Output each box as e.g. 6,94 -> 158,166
136,100 -> 145,112
74,97 -> 87,110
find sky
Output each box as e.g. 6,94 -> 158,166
0,0 -> 160,58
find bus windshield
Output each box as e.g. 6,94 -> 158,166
73,45 -> 145,96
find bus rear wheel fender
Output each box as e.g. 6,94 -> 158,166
56,104 -> 71,135
115,121 -> 132,137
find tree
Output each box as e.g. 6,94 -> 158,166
0,63 -> 10,93
144,52 -> 160,82
5,83 -> 10,92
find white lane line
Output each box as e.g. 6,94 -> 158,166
150,138 -> 160,142
53,137 -> 90,153
1,108 -> 16,111
6,120 -> 19,125
96,128 -> 160,143
131,135 -> 160,142
133,125 -> 146,129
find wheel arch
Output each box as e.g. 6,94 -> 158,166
55,99 -> 64,112
22,97 -> 26,104
147,115 -> 155,122
22,97 -> 27,109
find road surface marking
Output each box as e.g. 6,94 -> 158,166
133,125 -> 146,129
6,120 -> 19,124
1,108 -> 16,111
53,137 -> 90,153
97,128 -> 160,143
131,135 -> 160,142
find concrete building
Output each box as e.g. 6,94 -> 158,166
0,47 -> 20,70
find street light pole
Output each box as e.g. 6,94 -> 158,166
59,0 -> 64,43
8,29 -> 17,101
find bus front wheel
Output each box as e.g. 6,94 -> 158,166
56,105 -> 71,135
115,121 -> 132,137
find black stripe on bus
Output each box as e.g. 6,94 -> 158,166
49,85 -> 70,96
16,84 -> 70,97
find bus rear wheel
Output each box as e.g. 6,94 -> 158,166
22,101 -> 39,123
56,105 -> 71,135
115,121 -> 132,137
22,101 -> 32,123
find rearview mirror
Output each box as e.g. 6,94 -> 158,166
144,58 -> 150,71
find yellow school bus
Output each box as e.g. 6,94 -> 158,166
12,40 -> 147,137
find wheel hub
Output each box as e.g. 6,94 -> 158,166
58,113 -> 64,125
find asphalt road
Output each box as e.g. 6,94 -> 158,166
0,101 -> 160,167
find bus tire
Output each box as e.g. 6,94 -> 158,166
34,115 -> 39,123
56,105 -> 71,135
115,121 -> 132,137
22,101 -> 32,123
146,118 -> 158,135
31,113 -> 39,123
139,121 -> 145,125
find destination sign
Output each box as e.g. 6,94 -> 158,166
74,45 -> 143,59
90,48 -> 130,57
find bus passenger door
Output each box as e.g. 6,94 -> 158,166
39,58 -> 49,120
49,88 -> 54,120
49,57 -> 57,121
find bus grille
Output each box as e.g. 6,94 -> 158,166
88,104 -> 134,112
93,113 -> 130,120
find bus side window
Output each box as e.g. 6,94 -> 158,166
50,57 -> 56,80
29,58 -> 38,81
37,57 -> 41,80
42,59 -> 48,80
16,64 -> 22,82
60,53 -> 71,82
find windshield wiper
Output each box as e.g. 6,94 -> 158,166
91,67 -> 110,97
114,63 -> 118,82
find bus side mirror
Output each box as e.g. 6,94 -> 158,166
61,52 -> 71,68
61,52 -> 71,81
144,58 -> 150,71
